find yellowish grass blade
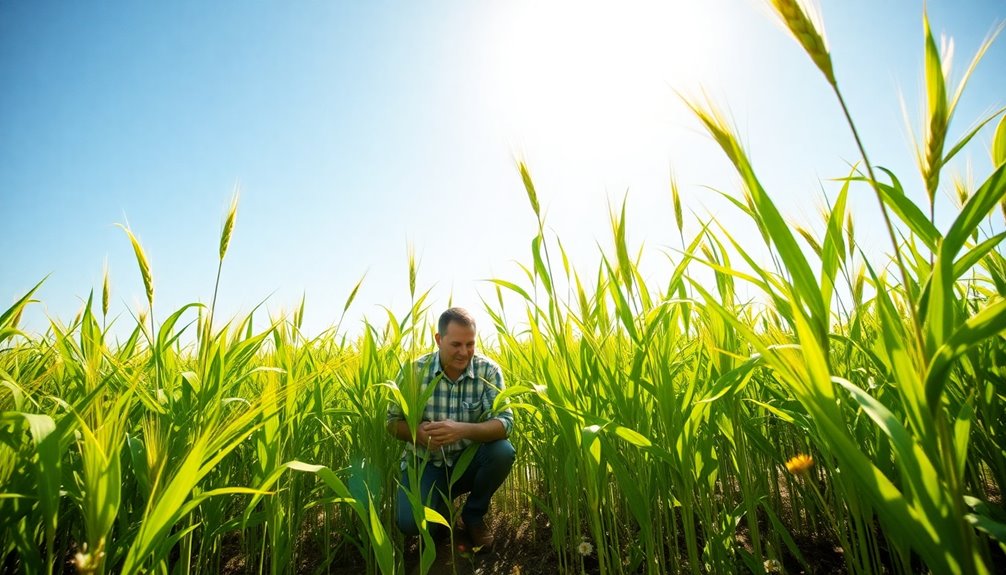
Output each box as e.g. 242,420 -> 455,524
993,112 -> 1006,168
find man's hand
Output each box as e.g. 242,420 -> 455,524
388,418 -> 506,449
422,419 -> 468,449
415,421 -> 448,451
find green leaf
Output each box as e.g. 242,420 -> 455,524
870,168 -> 942,250
122,435 -> 209,574
423,506 -> 450,527
954,402 -> 974,481
531,234 -> 553,296
157,303 -> 203,352
449,444 -> 479,488
368,494 -> 395,574
993,112 -> 1006,167
287,460 -> 395,573
0,411 -> 61,571
943,163 -> 1006,260
925,298 -> 1006,408
744,398 -> 796,424
611,197 -> 635,292
834,377 -> 932,482
942,107 -> 1005,170
686,99 -> 827,342
954,232 -> 1006,279
0,276 -> 46,333
613,425 -> 652,448
967,513 -> 1006,544
820,172 -> 851,310
760,501 -> 811,571
965,495 -> 1006,544
603,257 -> 639,343
482,278 -> 533,303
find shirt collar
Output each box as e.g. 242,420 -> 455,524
433,351 -> 474,382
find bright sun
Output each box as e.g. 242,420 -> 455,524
482,1 -> 732,225
486,1 -> 724,158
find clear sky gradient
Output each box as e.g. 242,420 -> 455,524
2,1 -> 1004,340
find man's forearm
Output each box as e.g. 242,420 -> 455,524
462,419 -> 507,443
389,418 -> 507,446
387,419 -> 416,444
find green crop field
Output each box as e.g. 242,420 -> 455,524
3,3 -> 1006,574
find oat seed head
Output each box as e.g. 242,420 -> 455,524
766,0 -> 835,86
220,188 -> 240,261
101,259 -> 110,317
519,160 -> 540,220
407,243 -> 418,299
796,226 -> 822,256
116,224 -> 154,307
670,171 -> 684,236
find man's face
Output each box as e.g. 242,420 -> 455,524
435,321 -> 476,376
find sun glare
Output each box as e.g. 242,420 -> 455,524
486,1 -> 726,174
479,0 -> 735,245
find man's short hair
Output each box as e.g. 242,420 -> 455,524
438,307 -> 476,335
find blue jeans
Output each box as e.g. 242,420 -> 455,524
395,439 -> 516,536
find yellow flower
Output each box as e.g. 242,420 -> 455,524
764,558 -> 783,573
785,453 -> 814,475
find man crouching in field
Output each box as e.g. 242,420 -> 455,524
386,307 -> 515,548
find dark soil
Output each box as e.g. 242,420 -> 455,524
212,479 -> 1006,575
216,509 -> 856,575
398,513 -> 557,575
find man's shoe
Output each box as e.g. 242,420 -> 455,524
466,521 -> 494,548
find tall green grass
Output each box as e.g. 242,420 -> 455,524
2,4 -> 1005,575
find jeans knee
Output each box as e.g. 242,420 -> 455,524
396,512 -> 421,536
398,506 -> 452,538
484,439 -> 516,468
396,487 -> 423,536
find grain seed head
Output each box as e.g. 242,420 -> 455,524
767,0 -> 835,85
117,224 -> 153,307
519,160 -> 541,220
102,260 -> 110,317
220,189 -> 239,261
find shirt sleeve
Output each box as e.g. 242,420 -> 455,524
483,366 -> 514,436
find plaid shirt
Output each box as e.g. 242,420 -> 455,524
387,351 -> 514,468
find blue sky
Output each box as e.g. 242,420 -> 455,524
2,0 -> 1004,340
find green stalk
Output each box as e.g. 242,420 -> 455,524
831,87 -> 926,353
